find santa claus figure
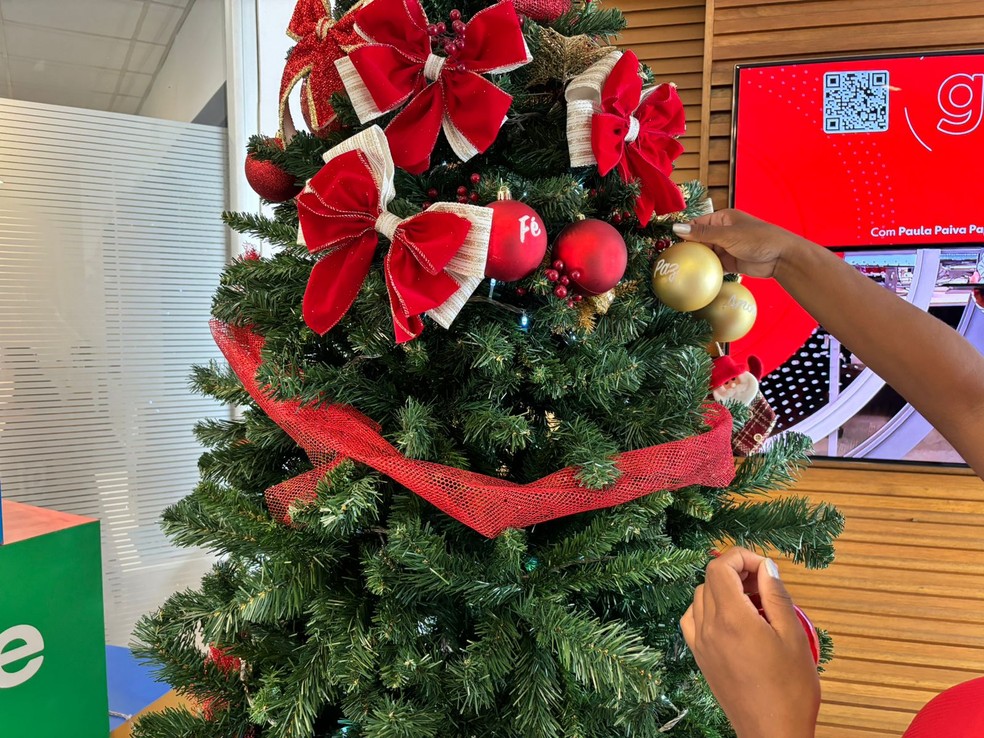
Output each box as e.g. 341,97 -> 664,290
710,354 -> 777,456
710,354 -> 764,406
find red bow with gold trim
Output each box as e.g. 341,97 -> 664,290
296,127 -> 491,343
567,50 -> 687,225
278,0 -> 363,139
335,0 -> 531,173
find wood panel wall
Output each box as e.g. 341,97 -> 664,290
617,0 -> 706,185
702,0 -> 984,207
778,465 -> 984,737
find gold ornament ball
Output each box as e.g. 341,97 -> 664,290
650,241 -> 724,312
693,281 -> 758,342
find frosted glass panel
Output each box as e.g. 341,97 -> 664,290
0,97 -> 227,645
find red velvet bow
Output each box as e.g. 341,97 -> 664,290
335,0 -> 531,173
591,51 -> 687,224
297,153 -> 470,343
279,0 -> 363,138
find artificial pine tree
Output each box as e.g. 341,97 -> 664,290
133,0 -> 844,736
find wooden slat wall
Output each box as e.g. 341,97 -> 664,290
698,4 -> 984,734
611,3 -> 984,733
617,0 -> 706,184
776,465 -> 984,737
703,0 -> 984,207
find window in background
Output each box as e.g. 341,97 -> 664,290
0,0 -> 229,645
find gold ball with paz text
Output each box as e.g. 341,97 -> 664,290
650,241 -> 724,312
693,281 -> 757,342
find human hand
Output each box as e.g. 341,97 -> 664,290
680,547 -> 820,738
672,209 -> 809,279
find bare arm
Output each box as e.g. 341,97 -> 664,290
675,210 -> 984,476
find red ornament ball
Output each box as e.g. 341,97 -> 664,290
485,200 -> 549,282
244,139 -> 301,203
470,173 -> 481,185
551,219 -> 627,296
554,285 -> 568,299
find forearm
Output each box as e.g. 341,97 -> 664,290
774,237 -> 984,475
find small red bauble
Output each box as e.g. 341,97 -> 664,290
551,219 -> 628,296
244,139 -> 301,203
545,269 -> 560,282
554,285 -> 568,299
485,200 -> 549,282
457,185 -> 468,196
470,173 -> 481,184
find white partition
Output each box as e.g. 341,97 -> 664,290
0,97 -> 227,645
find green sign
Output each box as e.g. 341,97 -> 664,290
0,501 -> 108,737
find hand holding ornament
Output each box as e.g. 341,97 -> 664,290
680,547 -> 821,738
672,208 -> 811,280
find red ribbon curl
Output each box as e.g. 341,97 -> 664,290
278,0 -> 363,138
296,149 -> 470,343
593,51 -> 687,223
336,0 -> 531,173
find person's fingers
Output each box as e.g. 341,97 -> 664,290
680,604 -> 696,650
701,579 -> 717,625
673,220 -> 732,247
692,583 -> 705,621
708,244 -> 739,273
705,547 -> 766,592
756,558 -> 803,638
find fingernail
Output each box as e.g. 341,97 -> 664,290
765,559 -> 781,579
672,223 -> 692,236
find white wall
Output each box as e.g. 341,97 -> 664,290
141,0 -> 227,123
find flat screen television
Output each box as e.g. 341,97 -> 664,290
730,51 -> 984,466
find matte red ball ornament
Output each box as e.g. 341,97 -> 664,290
485,199 -> 549,282
244,139 -> 301,203
551,219 -> 628,296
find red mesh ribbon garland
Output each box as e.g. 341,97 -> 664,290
212,321 -> 736,537
513,0 -> 571,22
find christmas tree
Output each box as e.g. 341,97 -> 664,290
132,0 -> 844,736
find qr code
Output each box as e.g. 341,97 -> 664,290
823,71 -> 889,133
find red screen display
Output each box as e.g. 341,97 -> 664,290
730,52 -> 984,375
733,53 -> 984,247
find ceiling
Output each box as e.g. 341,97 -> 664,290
0,0 -> 192,116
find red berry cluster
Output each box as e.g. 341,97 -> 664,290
428,9 -> 468,70
610,209 -> 632,225
422,172 -> 482,208
545,259 -> 586,308
646,236 -> 673,259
